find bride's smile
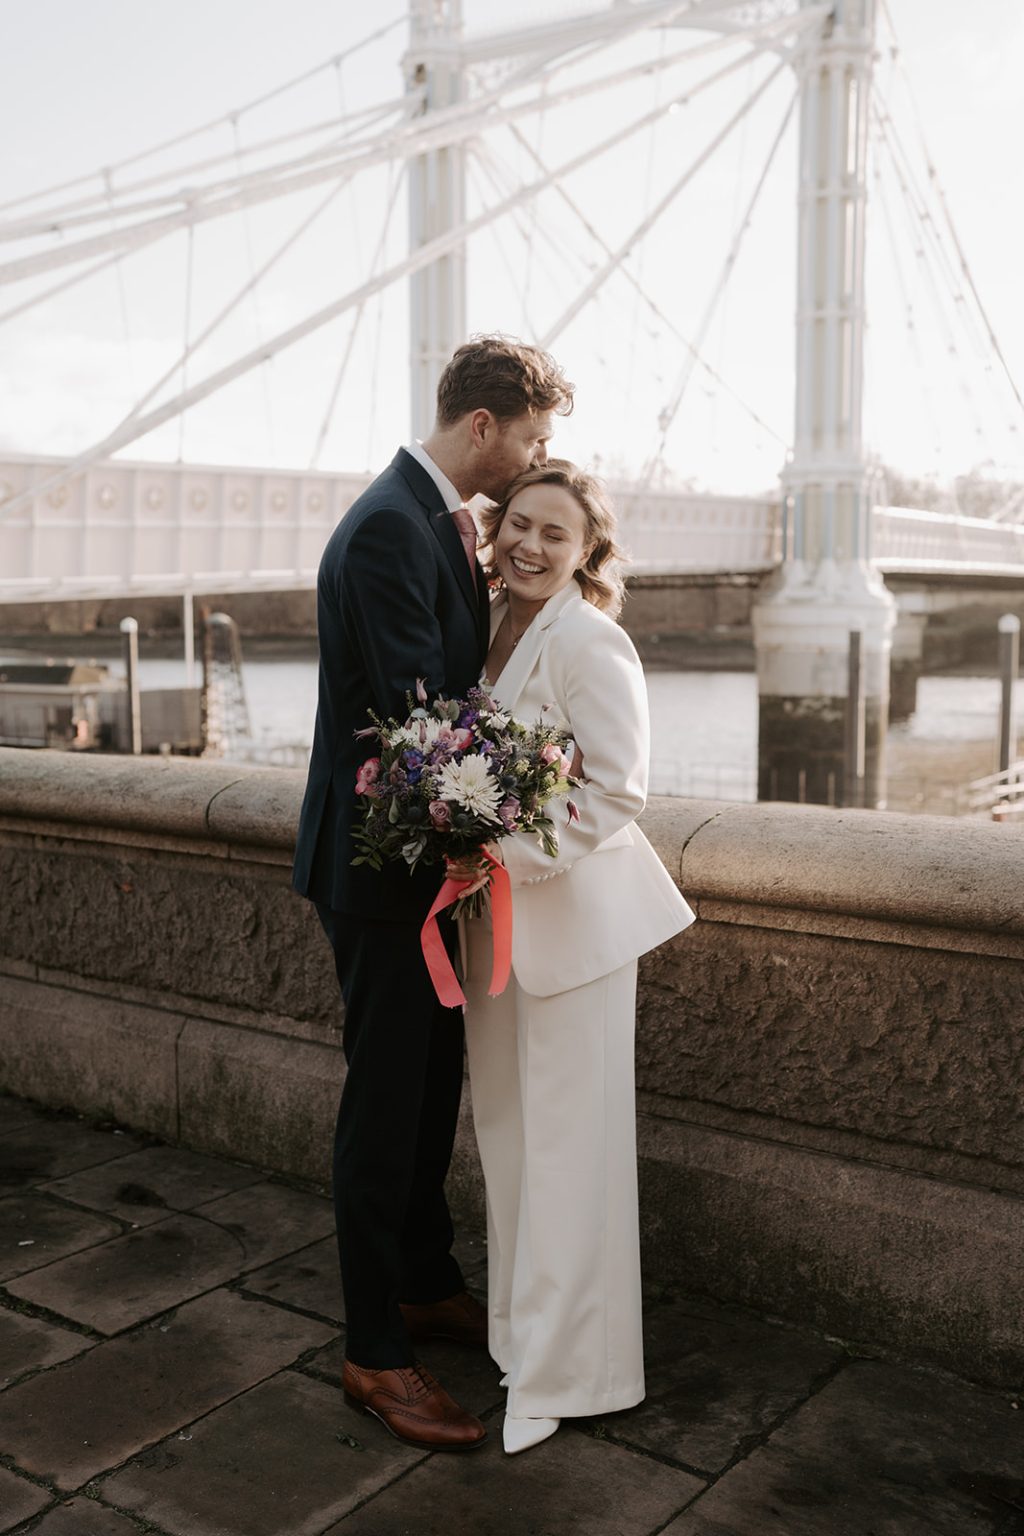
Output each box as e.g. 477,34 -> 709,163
494,482 -> 592,612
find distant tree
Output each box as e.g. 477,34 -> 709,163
881,464 -> 1024,520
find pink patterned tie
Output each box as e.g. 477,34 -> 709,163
451,504 -> 478,573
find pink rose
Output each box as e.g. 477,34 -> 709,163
450,727 -> 474,751
541,742 -> 573,775
355,757 -> 381,796
428,800 -> 452,828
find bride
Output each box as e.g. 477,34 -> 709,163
461,459 -> 695,1454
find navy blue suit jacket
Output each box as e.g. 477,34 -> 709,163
293,448 -> 490,920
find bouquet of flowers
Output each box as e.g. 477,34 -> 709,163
351,680 -> 578,1007
351,679 -> 576,903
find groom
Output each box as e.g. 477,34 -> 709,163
293,335 -> 574,1450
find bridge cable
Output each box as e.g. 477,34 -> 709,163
0,96 -> 413,244
640,85 -> 796,484
709,53 -> 754,467
872,106 -> 996,460
0,14 -> 409,220
0,12 -> 824,518
0,14 -> 815,286
465,152 -> 543,338
103,177 -> 353,443
102,167 -> 139,407
874,100 -> 1020,447
878,0 -> 1024,423
231,116 -> 276,461
177,222 -> 195,463
474,138 -> 596,320
501,119 -> 782,451
540,53 -> 789,347
308,160 -> 406,470
868,146 -> 944,469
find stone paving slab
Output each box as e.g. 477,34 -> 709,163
202,1178 -> 336,1274
242,1234 -> 345,1322
0,1462 -> 51,1530
0,1192 -> 121,1281
0,1287 -> 337,1491
325,1421 -> 705,1536
6,1179 -> 337,1334
0,1119 -> 146,1189
5,1212 -> 251,1333
0,1306 -> 93,1386
0,1091 -> 40,1135
661,1358 -> 1024,1536
40,1142 -> 265,1227
17,1499 -> 147,1536
588,1294 -> 843,1475
101,1367 -> 424,1536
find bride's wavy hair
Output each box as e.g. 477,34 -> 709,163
478,460 -> 628,620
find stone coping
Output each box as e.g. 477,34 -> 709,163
1,747 -> 1021,937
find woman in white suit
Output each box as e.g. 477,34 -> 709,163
461,460 -> 695,1455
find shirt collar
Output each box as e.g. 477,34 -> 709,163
404,440 -> 463,514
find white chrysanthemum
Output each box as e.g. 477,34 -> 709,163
391,719 -> 446,751
481,708 -> 511,730
435,755 -> 503,822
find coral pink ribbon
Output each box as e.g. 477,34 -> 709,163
420,848 -> 512,1008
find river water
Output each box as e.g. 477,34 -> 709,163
84,646 -> 1021,804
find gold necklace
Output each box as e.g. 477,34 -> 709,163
505,611 -> 530,650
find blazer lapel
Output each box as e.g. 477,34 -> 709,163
490,583 -> 582,714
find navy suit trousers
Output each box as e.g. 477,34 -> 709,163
316,905 -> 466,1368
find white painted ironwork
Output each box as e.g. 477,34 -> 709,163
9,452 -> 1024,603
614,486 -> 780,573
0,455 -> 369,602
407,0 -> 467,440
873,507 -> 1024,576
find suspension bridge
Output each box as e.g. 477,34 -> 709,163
0,0 -> 1021,803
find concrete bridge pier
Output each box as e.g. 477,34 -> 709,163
755,0 -> 896,807
753,556 -> 894,805
889,605 -> 928,723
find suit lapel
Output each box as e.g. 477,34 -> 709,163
490,584 -> 582,714
391,449 -> 483,631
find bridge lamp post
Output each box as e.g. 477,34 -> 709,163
753,0 -> 896,806
406,0 -> 467,442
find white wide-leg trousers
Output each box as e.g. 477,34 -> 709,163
462,916 -> 645,1420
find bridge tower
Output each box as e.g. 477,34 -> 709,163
406,0 -> 467,441
752,0 -> 896,806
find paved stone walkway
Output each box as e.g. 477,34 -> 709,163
1,1093 -> 1021,1536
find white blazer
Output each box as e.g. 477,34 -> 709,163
488,583 -> 695,997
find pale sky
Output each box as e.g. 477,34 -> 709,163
1,0 -> 1022,495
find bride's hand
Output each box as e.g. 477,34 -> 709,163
445,841 -> 502,895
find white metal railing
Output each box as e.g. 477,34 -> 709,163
873,505 -> 1024,574
4,457 -> 1024,603
613,486 -> 781,574
0,454 -> 371,602
963,759 -> 1024,823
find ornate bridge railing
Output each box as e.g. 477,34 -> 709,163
2,455 -> 1023,602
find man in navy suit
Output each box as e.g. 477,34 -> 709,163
293,336 -> 574,1451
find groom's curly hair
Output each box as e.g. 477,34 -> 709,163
435,335 -> 574,426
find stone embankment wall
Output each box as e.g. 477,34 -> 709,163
1,750 -> 1022,1388
0,576 -> 763,669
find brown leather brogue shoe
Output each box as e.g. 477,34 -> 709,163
399,1290 -> 488,1348
341,1360 -> 487,1451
